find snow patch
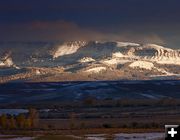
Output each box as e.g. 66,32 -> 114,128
35,70 -> 41,75
112,52 -> 124,58
0,58 -> 14,67
85,67 -> 106,73
155,68 -> 173,75
4,58 -> 14,66
141,94 -> 158,99
144,44 -> 172,51
52,41 -> 86,58
117,42 -> 140,47
129,61 -> 154,70
151,67 -> 180,77
0,61 -> 5,66
155,59 -> 180,65
102,58 -> 131,65
78,57 -> 95,63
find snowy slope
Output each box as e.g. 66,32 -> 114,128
1,41 -> 180,82
129,61 -> 154,70
52,41 -> 87,58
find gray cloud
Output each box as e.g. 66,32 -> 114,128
0,20 -> 164,45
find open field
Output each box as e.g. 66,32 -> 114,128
35,105 -> 180,130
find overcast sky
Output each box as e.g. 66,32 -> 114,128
0,0 -> 180,48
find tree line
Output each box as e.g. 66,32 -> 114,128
0,108 -> 39,130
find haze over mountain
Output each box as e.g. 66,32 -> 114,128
1,41 -> 180,83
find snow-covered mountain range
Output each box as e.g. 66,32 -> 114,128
1,41 -> 180,83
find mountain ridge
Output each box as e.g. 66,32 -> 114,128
0,41 -> 180,83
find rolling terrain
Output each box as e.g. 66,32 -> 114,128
0,80 -> 180,105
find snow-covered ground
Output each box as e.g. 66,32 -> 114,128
85,133 -> 164,140
85,67 -> 106,73
78,57 -> 95,63
101,58 -> 131,65
129,61 -> 154,70
1,41 -> 180,82
115,133 -> 164,140
117,42 -> 140,47
52,41 -> 87,58
0,58 -> 14,67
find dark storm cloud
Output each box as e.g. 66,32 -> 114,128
0,0 -> 180,24
0,0 -> 180,47
0,20 -> 164,45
